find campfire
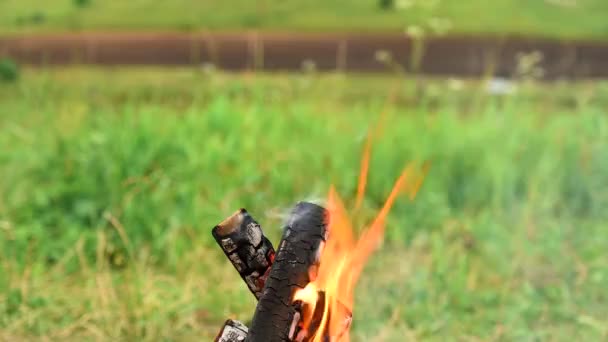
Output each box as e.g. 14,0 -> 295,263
213,147 -> 428,342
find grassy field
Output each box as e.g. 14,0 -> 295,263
1,0 -> 608,39
1,68 -> 608,341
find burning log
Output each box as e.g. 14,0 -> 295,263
213,203 -> 352,341
247,202 -> 328,342
215,319 -> 249,342
213,138 -> 428,341
212,208 -> 276,299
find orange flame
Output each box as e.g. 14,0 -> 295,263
354,88 -> 396,211
294,143 -> 428,341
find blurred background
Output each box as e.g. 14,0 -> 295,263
1,1 -> 607,341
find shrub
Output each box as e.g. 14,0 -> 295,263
73,0 -> 91,8
0,58 -> 20,83
379,0 -> 395,10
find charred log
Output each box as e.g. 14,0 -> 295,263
246,202 -> 328,342
215,319 -> 249,342
212,209 -> 276,299
214,292 -> 352,342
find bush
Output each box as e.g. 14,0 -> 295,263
73,0 -> 91,8
379,0 -> 395,10
0,58 -> 20,83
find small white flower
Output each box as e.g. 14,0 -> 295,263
486,77 -> 516,95
301,59 -> 317,73
201,62 -> 216,74
374,50 -> 392,63
447,78 -> 464,91
405,26 -> 425,38
428,17 -> 452,35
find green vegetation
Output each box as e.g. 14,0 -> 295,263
1,0 -> 608,39
378,0 -> 396,11
72,0 -> 91,9
1,68 -> 607,340
0,58 -> 19,83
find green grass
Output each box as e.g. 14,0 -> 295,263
1,0 -> 608,39
1,68 -> 608,340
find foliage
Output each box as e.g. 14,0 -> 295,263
378,0 -> 394,11
73,0 -> 91,8
0,58 -> 19,83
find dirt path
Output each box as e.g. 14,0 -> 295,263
1,32 -> 607,79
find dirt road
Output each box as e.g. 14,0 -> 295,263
1,32 -> 607,79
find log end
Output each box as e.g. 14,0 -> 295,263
215,319 -> 249,342
213,208 -> 248,237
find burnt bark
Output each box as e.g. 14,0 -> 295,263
246,202 -> 328,342
212,208 -> 276,299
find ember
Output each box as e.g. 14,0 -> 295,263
213,142 -> 428,342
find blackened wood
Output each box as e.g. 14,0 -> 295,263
247,202 -> 328,342
212,209 -> 276,299
215,319 -> 249,342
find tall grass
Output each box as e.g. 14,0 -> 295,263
1,68 -> 607,340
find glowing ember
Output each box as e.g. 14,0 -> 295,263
293,140 -> 428,341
